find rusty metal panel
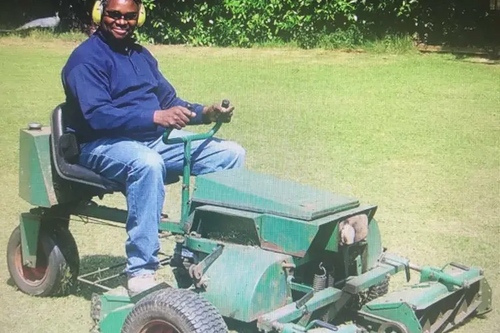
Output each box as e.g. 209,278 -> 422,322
259,214 -> 317,257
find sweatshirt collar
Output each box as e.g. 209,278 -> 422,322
94,28 -> 139,54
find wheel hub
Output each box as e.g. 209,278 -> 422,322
14,244 -> 48,286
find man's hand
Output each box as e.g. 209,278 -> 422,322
153,106 -> 196,129
202,102 -> 235,124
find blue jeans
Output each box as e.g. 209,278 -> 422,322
79,130 -> 245,277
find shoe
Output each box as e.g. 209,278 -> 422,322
127,274 -> 159,297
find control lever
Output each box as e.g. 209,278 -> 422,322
163,99 -> 229,144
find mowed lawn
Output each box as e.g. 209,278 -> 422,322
0,36 -> 499,332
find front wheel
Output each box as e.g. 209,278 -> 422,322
122,288 -> 228,333
6,225 -> 79,296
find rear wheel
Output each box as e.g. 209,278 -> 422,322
6,225 -> 79,296
122,288 -> 227,333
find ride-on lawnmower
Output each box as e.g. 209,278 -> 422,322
8,100 -> 492,333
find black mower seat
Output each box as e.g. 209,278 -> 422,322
50,104 -> 180,193
50,104 -> 117,192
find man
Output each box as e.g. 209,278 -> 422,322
61,0 -> 245,296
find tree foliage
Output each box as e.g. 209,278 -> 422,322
137,0 -> 420,46
138,0 -> 499,48
4,0 -> 499,48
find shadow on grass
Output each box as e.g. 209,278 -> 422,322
453,52 -> 500,65
4,254 -> 128,300
75,254 -> 128,301
226,318 -> 260,333
6,277 -> 16,288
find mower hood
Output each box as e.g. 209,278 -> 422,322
193,169 -> 359,221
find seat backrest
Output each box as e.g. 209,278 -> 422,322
50,104 -> 115,191
52,104 -> 80,164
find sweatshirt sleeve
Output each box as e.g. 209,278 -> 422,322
64,63 -> 156,132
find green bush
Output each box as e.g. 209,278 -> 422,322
317,26 -> 366,50
5,0 -> 497,49
365,34 -> 416,53
138,0 -> 421,47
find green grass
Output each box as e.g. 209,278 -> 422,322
0,36 -> 499,332
0,29 -> 88,43
1,28 -> 418,54
363,34 -> 417,54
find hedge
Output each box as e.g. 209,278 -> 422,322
4,0 -> 499,48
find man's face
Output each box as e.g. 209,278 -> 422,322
101,0 -> 139,41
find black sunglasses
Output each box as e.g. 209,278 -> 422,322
104,10 -> 138,21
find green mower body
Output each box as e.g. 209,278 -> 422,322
11,116 -> 492,333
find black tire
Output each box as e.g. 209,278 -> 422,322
6,225 -> 80,296
122,288 -> 228,333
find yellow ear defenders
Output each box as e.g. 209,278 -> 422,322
92,0 -> 146,27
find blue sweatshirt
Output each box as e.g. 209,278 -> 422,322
61,30 -> 205,143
